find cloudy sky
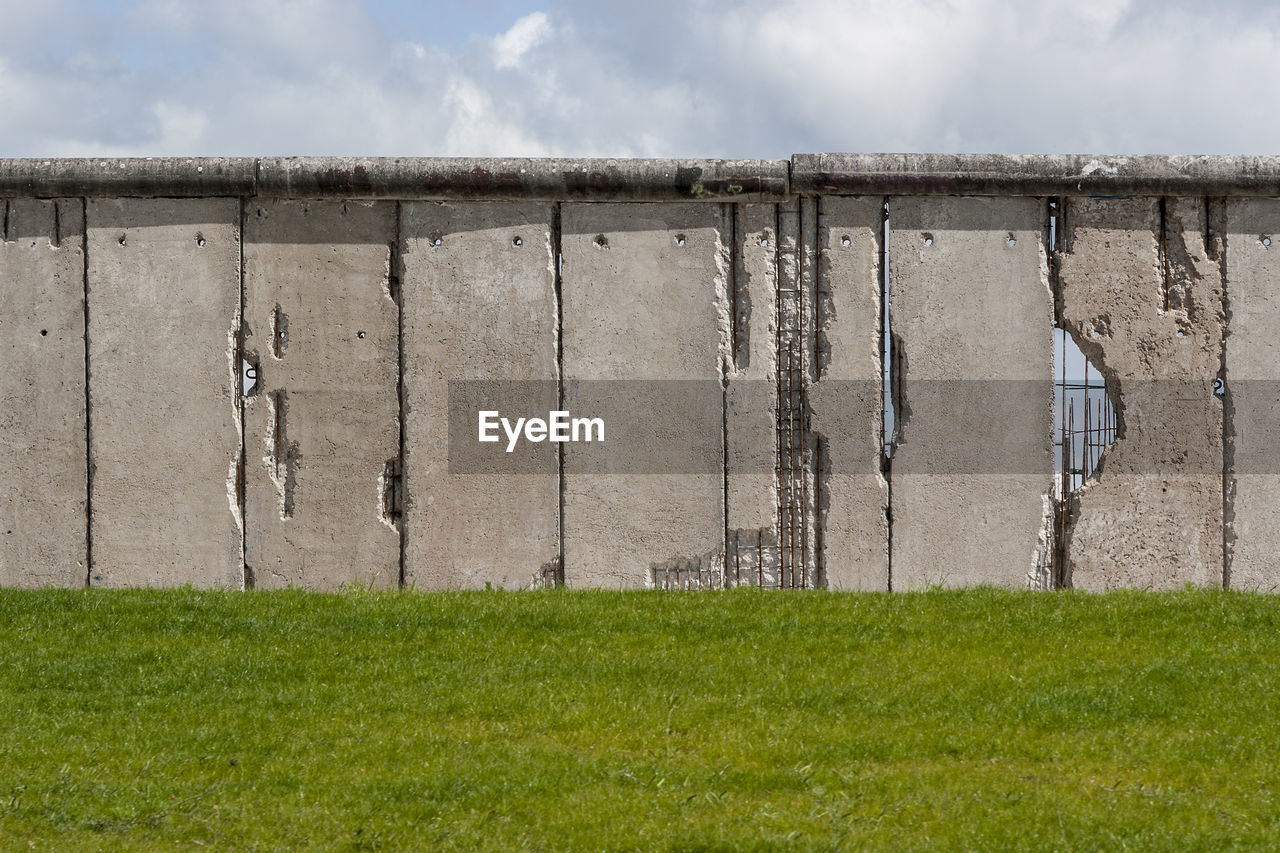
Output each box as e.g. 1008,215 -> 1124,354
1,0 -> 1276,158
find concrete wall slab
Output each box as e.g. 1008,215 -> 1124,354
561,203 -> 728,588
888,196 -> 1054,589
1058,197 -> 1224,590
243,200 -> 400,589
0,199 -> 87,587
400,201 -> 559,589
87,198 -> 241,587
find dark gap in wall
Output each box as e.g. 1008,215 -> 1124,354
722,202 -> 734,589
81,197 -> 93,588
881,197 -> 893,591
393,201 -> 407,587
550,202 -> 566,589
237,196 -> 251,589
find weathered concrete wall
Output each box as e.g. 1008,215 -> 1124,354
87,198 -> 242,587
0,199 -> 87,587
813,196 -> 889,590
1,156 -> 1274,592
888,196 -> 1054,589
243,200 -> 400,590
1058,197 -> 1224,590
561,203 -> 728,588
400,201 -> 559,589
1224,199 -> 1278,590
725,204 -> 781,586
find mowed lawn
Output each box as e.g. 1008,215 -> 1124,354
2,588 -> 1280,850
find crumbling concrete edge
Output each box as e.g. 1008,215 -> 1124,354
16,154 -> 1280,201
0,158 -> 790,202
793,154 -> 1280,198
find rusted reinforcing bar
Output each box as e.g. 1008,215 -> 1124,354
4,155 -> 1280,199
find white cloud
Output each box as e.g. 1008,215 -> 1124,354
0,1 -> 1279,157
492,12 -> 551,70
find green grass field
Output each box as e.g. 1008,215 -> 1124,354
2,587 -> 1279,851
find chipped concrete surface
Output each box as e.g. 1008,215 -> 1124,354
400,201 -> 559,589
87,198 -> 242,587
888,196 -> 1054,589
0,199 -> 87,587
812,195 -> 889,590
1223,198 -> 1280,590
561,203 -> 727,588
243,200 -> 400,590
0,156 -> 1273,592
725,203 -> 781,586
1058,196 -> 1224,590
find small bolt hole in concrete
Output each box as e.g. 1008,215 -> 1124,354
40,330 -> 47,336
431,235 -> 443,247
675,234 -> 687,247
760,236 -> 770,248
196,233 -> 205,247
1263,235 -> 1272,248
594,234 -> 609,249
513,236 -> 523,247
841,235 -> 851,247
923,233 -> 933,246
1007,233 -> 1017,247
357,331 -> 367,339
118,235 -> 126,247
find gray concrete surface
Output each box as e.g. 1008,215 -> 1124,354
400,201 -> 559,589
243,199 -> 400,590
1223,199 -> 1280,590
561,203 -> 728,588
812,195 -> 889,590
259,158 -> 790,202
793,154 -> 1280,197
0,199 -> 87,587
888,196 -> 1054,589
725,204 -> 780,586
1058,196 -> 1224,590
87,198 -> 242,587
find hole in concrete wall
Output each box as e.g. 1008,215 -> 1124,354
272,305 -> 288,359
357,330 -> 367,339
1007,234 -> 1017,247
431,234 -> 443,247
196,233 -> 206,247
1262,235 -> 1272,248
241,358 -> 259,397
512,236 -> 523,247
39,329 -> 47,336
1054,327 -> 1116,495
117,235 -> 126,247
675,234 -> 687,247
922,233 -> 933,246
759,235 -> 770,248
594,234 -> 609,249
841,235 -> 851,247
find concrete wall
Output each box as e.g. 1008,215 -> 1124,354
1058,197 -> 1224,590
87,198 -> 241,588
560,203 -> 729,588
888,196 -> 1054,589
0,155 -> 1273,591
0,199 -> 86,587
400,201 -> 559,589
242,200 -> 400,589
